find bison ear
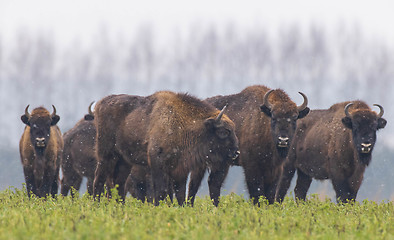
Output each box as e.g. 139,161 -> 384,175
204,118 -> 217,131
51,115 -> 60,126
84,114 -> 94,121
377,118 -> 387,130
260,105 -> 272,117
298,107 -> 310,119
341,117 -> 352,129
21,115 -> 30,126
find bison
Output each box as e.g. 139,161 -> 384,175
276,101 -> 387,202
189,85 -> 309,205
93,91 -> 239,205
19,105 -> 63,198
61,102 -> 97,196
61,102 -> 131,197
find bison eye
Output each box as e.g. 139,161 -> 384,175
216,128 -> 230,139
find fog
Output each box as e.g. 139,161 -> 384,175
0,23 -> 393,201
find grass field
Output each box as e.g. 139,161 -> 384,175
0,187 -> 392,239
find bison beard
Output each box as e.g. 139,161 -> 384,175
92,91 -> 239,206
276,147 -> 289,159
276,101 -> 386,203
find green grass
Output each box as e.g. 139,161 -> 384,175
0,187 -> 392,240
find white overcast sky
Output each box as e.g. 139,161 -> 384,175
0,0 -> 393,46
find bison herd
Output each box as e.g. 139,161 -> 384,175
19,85 -> 387,205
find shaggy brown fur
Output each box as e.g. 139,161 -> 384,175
189,85 -> 309,205
19,106 -> 63,198
276,101 -> 387,202
124,164 -> 154,202
93,91 -> 239,205
61,118 -> 97,196
61,103 -> 132,197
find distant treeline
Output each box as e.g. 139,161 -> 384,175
0,23 -> 393,200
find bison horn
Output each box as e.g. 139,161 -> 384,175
373,104 -> 384,118
344,103 -> 353,118
297,92 -> 308,111
215,105 -> 227,122
88,101 -> 95,115
24,105 -> 31,119
51,105 -> 57,117
263,89 -> 274,111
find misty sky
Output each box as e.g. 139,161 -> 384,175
1,0 -> 393,46
0,0 -> 393,201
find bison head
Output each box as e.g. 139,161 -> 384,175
21,105 -> 60,149
205,105 -> 240,163
260,90 -> 310,158
342,103 -> 387,165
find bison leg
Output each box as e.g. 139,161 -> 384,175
151,169 -> 170,206
40,166 -> 59,198
62,174 -> 82,197
167,179 -> 174,202
23,166 -> 36,198
126,172 -> 145,201
50,166 -> 60,198
93,172 -> 107,199
342,171 -> 364,202
264,169 -> 282,204
112,159 -> 131,202
276,163 -> 296,202
60,152 -> 82,196
208,163 -> 230,207
127,165 -> 152,202
148,143 -> 172,206
187,166 -> 206,206
173,176 -> 187,206
38,172 -> 53,198
244,169 -> 265,205
294,169 -> 312,201
87,177 -> 94,195
93,153 -> 119,200
52,154 -> 62,198
150,161 -> 171,206
332,179 -> 357,203
61,166 -> 83,196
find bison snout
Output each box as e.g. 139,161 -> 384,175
277,137 -> 289,148
360,143 -> 372,153
35,137 -> 46,148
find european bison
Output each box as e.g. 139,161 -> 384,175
276,101 -> 387,202
61,102 -> 131,197
61,102 -> 97,196
19,105 -> 63,198
93,91 -> 239,205
189,85 -> 309,205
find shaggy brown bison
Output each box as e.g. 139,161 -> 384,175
61,102 -> 97,196
189,85 -> 309,205
276,101 -> 387,202
93,91 -> 239,205
61,102 -> 131,197
19,105 -> 63,198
